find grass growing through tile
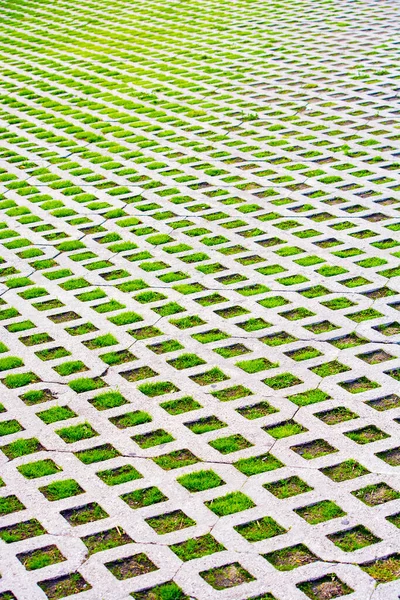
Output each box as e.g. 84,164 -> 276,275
61,503 -> 108,526
264,544 -> 318,571
234,516 -> 286,541
297,574 -> 353,599
97,464 -> 142,486
177,470 -> 224,492
328,525 -> 381,552
82,527 -> 133,554
145,510 -> 195,534
320,460 -> 370,482
170,533 -> 225,561
17,545 -> 65,570
200,563 -> 255,589
205,491 -> 255,516
352,482 -> 400,506
38,573 -> 91,599
295,500 -> 345,524
105,553 -> 158,579
264,476 -> 313,498
121,487 -> 168,509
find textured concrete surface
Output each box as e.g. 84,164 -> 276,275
0,0 -> 399,599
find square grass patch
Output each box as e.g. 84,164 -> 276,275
328,525 -> 380,552
97,464 -> 143,486
152,449 -> 200,470
82,527 -> 133,555
297,574 -> 353,599
237,357 -> 278,373
360,553 -> 400,583
352,482 -> 400,506
264,544 -> 318,571
131,581 -> 188,600
200,562 -> 255,589
285,346 -> 323,362
139,381 -> 179,397
263,372 -> 302,390
170,533 -> 225,561
209,434 -> 253,454
212,385 -> 252,402
38,573 -> 91,599
61,502 -> 109,526
18,459 -> 62,479
235,453 -> 284,476
320,459 -> 369,482
177,470 -> 224,492
121,486 -> 168,509
339,377 -> 380,394
295,500 -> 345,524
132,429 -> 174,449
17,544 -> 65,571
56,422 -> 98,443
190,367 -> 228,386
234,516 -> 286,542
264,476 -> 313,499
40,479 -> 84,501
263,420 -> 307,439
0,495 -> 25,516
105,553 -> 158,579
0,519 -> 46,543
160,396 -> 201,415
315,407 -> 358,425
145,510 -> 195,534
185,415 -> 226,434
236,401 -> 278,419
74,444 -> 120,464
344,425 -> 388,444
205,491 -> 255,516
291,439 -> 338,460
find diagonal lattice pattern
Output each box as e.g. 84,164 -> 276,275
0,0 -> 399,599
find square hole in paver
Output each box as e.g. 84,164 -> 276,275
200,562 -> 255,589
170,533 -> 225,561
297,574 -> 353,599
105,553 -> 158,579
145,510 -> 195,534
264,544 -> 318,571
327,525 -> 381,552
295,500 -> 345,524
264,476 -> 313,498
234,516 -> 286,541
352,482 -> 400,506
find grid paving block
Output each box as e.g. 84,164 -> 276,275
0,0 -> 399,598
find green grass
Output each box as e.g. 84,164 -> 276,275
185,416 -> 226,434
264,476 -> 313,498
56,422 -> 98,443
17,545 -> 65,570
328,525 -> 380,552
40,479 -> 84,501
146,510 -> 195,534
90,391 -> 128,410
205,491 -> 255,516
37,406 -> 77,424
132,429 -> 174,449
75,444 -> 120,464
295,500 -> 345,524
18,459 -> 62,479
170,533 -> 225,561
160,396 -> 201,415
177,470 -> 224,492
97,464 -> 142,486
121,486 -> 167,509
234,516 -> 286,541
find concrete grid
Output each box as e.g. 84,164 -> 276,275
0,0 -> 399,598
